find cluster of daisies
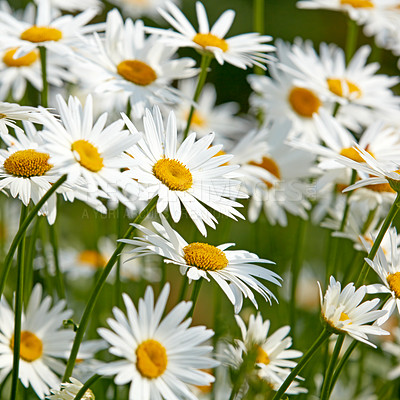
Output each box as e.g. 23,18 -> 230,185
2,0 -> 400,399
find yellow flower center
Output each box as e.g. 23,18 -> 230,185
339,312 -> 350,322
20,26 -> 63,43
153,158 -> 193,191
191,110 -> 205,127
387,273 -> 400,298
340,0 -> 374,8
78,250 -> 107,269
327,78 -> 362,99
3,48 -> 38,67
193,33 -> 229,52
364,181 -> 394,193
256,346 -> 270,365
183,242 -> 228,271
288,87 -> 322,118
136,339 -> 167,379
3,149 -> 52,178
339,147 -> 374,163
250,156 -> 281,188
117,60 -> 157,86
10,331 -> 43,362
71,140 -> 104,172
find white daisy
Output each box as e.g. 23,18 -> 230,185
147,1 -> 275,69
108,0 -> 180,19
34,0 -> 102,14
76,9 -> 197,120
122,106 -> 246,236
38,94 -> 141,210
48,377 -> 95,400
319,276 -> 389,347
0,284 -> 74,398
97,283 -> 217,400
121,214 -> 281,313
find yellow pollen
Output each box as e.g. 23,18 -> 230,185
20,26 -> 63,43
183,242 -> 228,271
136,339 -> 167,379
327,78 -> 362,99
365,181 -> 394,193
339,312 -> 350,322
340,0 -> 374,8
3,149 -> 52,178
153,158 -> 193,191
250,156 -> 281,188
339,147 -> 374,163
288,87 -> 321,118
387,273 -> 400,298
3,48 -> 38,67
191,110 -> 206,127
71,140 -> 104,172
117,60 -> 157,86
10,331 -> 43,362
78,250 -> 107,269
193,33 -> 229,52
0,113 -> 6,119
256,346 -> 270,365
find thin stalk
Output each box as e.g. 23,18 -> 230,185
320,334 -> 344,400
10,205 -> 28,400
24,218 -> 40,305
253,0 -> 264,75
182,54 -> 212,140
114,203 -> 125,308
74,374 -> 101,400
178,276 -> 189,302
0,174 -> 67,297
63,197 -> 158,382
188,279 -> 203,319
272,329 -> 331,400
39,46 -> 48,108
345,19 -> 358,63
48,222 -> 66,299
357,192 -> 400,286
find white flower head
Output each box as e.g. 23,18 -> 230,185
0,102 -> 42,137
48,377 -> 94,400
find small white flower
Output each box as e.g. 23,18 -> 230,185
0,102 -> 42,137
48,377 -> 95,400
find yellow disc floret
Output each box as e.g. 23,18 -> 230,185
3,48 -> 38,67
3,149 -> 52,178
250,156 -> 281,188
339,312 -> 350,322
339,147 -> 374,163
387,272 -> 400,298
71,140 -> 104,172
183,242 -> 228,271
10,331 -> 43,362
193,33 -> 229,52
117,60 -> 157,86
136,339 -> 168,379
288,87 -> 322,118
20,26 -> 63,43
256,346 -> 270,365
340,0 -> 374,8
153,158 -> 193,191
327,78 -> 362,99
78,250 -> 107,269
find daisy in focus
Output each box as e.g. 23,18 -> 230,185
122,106 -> 246,236
121,215 -> 281,313
0,284 -> 74,398
97,283 -> 217,400
319,276 -> 388,346
148,1 -> 275,69
48,377 -> 94,400
0,102 -> 42,137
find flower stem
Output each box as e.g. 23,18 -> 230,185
0,174 -> 67,298
182,54 -> 212,140
63,196 -> 158,382
272,329 -> 331,400
39,46 -> 48,108
48,222 -> 66,299
253,0 -> 264,75
74,374 -> 101,400
188,279 -> 203,318
10,205 -> 28,400
345,19 -> 358,63
178,276 -> 189,302
357,192 -> 400,286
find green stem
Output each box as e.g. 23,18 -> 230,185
48,222 -> 66,299
114,203 -> 125,308
39,46 -> 48,108
24,218 -> 40,305
74,374 -> 101,400
345,19 -> 358,63
10,205 -> 28,400
272,329 -> 331,400
63,197 -> 158,382
188,279 -> 203,319
253,0 -> 264,75
0,174 -> 67,298
178,276 -> 189,302
357,192 -> 400,286
182,54 -> 212,140
320,334 -> 344,400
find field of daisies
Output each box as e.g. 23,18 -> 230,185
4,0 -> 400,399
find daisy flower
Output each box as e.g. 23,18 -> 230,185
0,284 -> 74,398
39,94 -> 141,210
97,283 -> 217,400
365,228 -> 400,325
122,106 -> 246,236
148,1 -> 275,69
76,9 -> 197,120
121,215 -> 281,313
34,0 -> 102,14
319,276 -> 388,347
48,377 -> 95,400
0,0 -> 103,60
108,0 -> 180,19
